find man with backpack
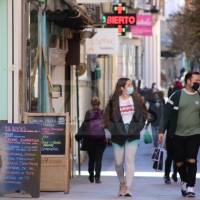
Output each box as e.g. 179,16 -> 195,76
158,72 -> 200,197
83,97 -> 107,184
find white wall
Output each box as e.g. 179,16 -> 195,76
51,66 -> 65,113
8,0 -> 22,123
118,38 -> 142,80
143,20 -> 161,88
165,0 -> 185,19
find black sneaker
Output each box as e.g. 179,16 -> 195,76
95,178 -> 102,183
88,176 -> 94,183
171,173 -> 178,182
164,175 -> 171,184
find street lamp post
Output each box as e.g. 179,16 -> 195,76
150,5 -> 159,23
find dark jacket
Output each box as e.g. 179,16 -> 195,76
75,108 -> 106,150
168,86 -> 177,98
75,122 -> 88,151
104,97 -> 146,146
149,106 -> 163,126
159,90 -> 182,136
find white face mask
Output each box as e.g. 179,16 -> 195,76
153,85 -> 157,89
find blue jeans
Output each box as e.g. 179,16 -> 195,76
151,125 -> 159,147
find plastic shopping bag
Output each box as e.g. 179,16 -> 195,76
143,129 -> 153,144
151,148 -> 160,161
152,148 -> 164,171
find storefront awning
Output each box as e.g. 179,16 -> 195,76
30,0 -> 94,30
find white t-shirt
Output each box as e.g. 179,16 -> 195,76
119,96 -> 135,124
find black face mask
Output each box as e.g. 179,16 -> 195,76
191,82 -> 199,91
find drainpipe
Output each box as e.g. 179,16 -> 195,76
76,65 -> 81,175
26,1 -> 31,113
41,11 -> 47,112
38,3 -> 42,112
12,0 -> 14,123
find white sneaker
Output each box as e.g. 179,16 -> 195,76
124,186 -> 132,197
186,187 -> 195,197
181,182 -> 187,197
118,182 -> 126,196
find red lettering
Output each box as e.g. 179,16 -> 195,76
124,16 -> 129,24
115,16 -> 119,24
129,16 -> 135,24
112,17 -> 116,24
106,16 -> 112,24
119,16 -> 124,24
106,15 -> 136,25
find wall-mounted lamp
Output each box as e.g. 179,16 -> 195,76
80,28 -> 97,39
150,5 -> 159,22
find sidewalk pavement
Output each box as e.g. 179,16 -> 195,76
3,139 -> 200,199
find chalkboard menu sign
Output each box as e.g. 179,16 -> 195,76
27,116 -> 66,155
0,123 -> 41,198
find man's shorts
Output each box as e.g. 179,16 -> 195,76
174,134 -> 200,163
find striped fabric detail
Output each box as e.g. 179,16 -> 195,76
167,99 -> 174,105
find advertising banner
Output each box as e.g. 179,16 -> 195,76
131,15 -> 153,36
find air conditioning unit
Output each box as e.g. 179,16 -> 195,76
134,0 -> 151,10
120,0 -> 134,7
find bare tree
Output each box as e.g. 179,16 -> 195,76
168,0 -> 200,64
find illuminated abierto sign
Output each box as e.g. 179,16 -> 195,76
106,14 -> 136,25
103,3 -> 137,36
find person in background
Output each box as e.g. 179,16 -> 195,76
103,78 -> 149,197
151,82 -> 159,93
149,85 -> 159,108
180,72 -> 187,87
163,128 -> 178,184
161,70 -> 168,88
146,98 -> 163,148
83,97 -> 107,184
168,77 -> 183,98
158,71 -> 200,197
189,66 -> 194,72
174,77 -> 183,90
168,82 -> 177,98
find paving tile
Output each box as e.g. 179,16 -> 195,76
3,141 -> 200,199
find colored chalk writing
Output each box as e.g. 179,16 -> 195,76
0,123 -> 41,198
27,116 -> 66,155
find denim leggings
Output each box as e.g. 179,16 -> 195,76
151,125 -> 159,147
112,124 -> 139,187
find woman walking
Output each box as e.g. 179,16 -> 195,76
103,78 -> 149,196
83,97 -> 107,183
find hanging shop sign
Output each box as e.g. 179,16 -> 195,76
86,28 -> 118,54
102,3 -> 136,36
106,15 -> 136,25
131,15 -> 153,36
